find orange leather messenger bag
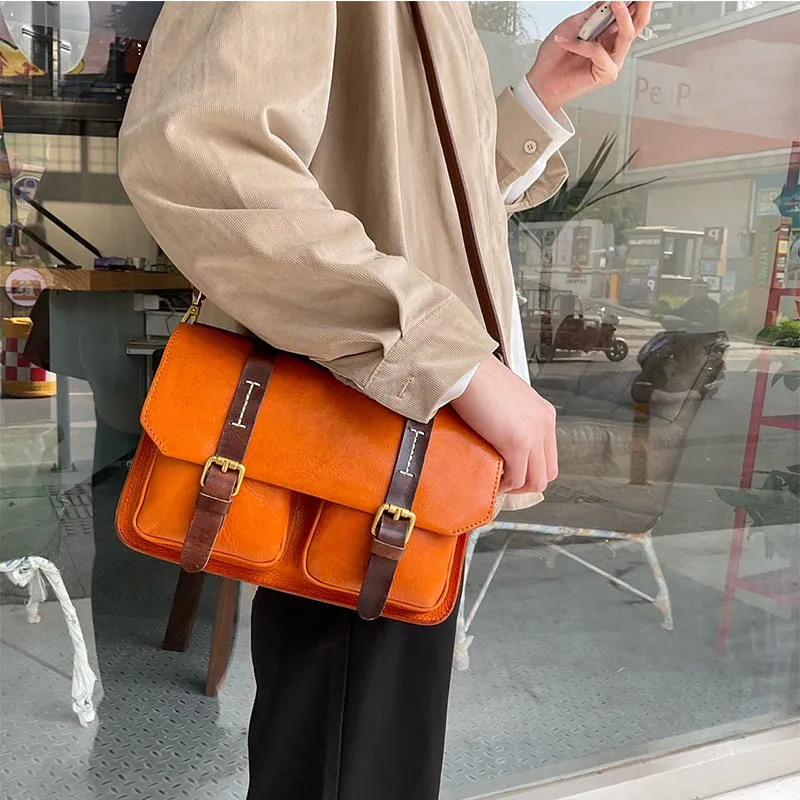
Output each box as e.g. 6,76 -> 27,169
115,4 -> 506,625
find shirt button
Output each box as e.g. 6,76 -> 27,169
524,139 -> 538,155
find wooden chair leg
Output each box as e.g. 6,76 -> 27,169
163,569 -> 206,652
205,578 -> 239,697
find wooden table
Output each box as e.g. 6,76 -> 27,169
1,265 -> 191,294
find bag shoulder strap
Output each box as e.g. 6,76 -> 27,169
409,1 -> 507,362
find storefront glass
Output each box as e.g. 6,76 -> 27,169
1,3 -> 798,799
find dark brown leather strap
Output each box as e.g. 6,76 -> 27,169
358,418 -> 434,620
409,1 -> 509,363
181,350 -> 274,572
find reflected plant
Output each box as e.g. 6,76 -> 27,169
756,319 -> 800,349
748,320 -> 800,392
720,292 -> 749,335
728,320 -> 800,558
516,134 -> 664,227
767,354 -> 800,392
468,2 -> 537,43
716,466 -> 800,560
652,293 -> 686,313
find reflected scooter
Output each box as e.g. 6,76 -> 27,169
632,280 -> 729,401
631,317 -> 729,402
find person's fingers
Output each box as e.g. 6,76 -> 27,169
544,430 -> 559,484
554,35 -> 619,83
610,1 -> 636,63
499,450 -> 528,493
521,446 -> 549,494
632,0 -> 653,32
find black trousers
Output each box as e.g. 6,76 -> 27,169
247,587 -> 458,799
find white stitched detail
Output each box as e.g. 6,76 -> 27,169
399,427 -> 426,478
230,380 -> 262,429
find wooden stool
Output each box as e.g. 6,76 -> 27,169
163,569 -> 239,697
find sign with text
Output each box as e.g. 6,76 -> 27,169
4,267 -> 46,307
628,12 -> 799,169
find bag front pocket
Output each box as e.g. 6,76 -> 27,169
303,502 -> 460,612
135,452 -> 291,568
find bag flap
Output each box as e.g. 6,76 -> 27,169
142,324 -> 501,536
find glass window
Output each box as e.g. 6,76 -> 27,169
456,1 -> 799,795
1,3 -> 797,799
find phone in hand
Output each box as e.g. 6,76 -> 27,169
577,1 -> 636,41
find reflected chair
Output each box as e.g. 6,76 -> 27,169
161,571 -> 240,697
455,360 -> 710,671
124,340 -> 239,698
160,328 -> 719,680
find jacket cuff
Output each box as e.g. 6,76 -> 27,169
363,296 -> 497,423
496,86 -> 569,213
510,77 -> 574,148
504,158 -> 567,214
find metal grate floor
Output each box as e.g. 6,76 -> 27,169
1,471 -> 798,799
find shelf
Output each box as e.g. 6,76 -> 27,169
1,266 -> 190,293
0,97 -> 125,137
126,337 -> 170,356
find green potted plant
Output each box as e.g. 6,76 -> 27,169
516,134 -> 663,229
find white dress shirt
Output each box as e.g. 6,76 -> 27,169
436,77 -> 574,409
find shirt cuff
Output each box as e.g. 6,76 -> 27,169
503,76 -> 574,204
512,76 -> 574,145
433,364 -> 480,412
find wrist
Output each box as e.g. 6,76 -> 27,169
525,69 -> 563,117
451,356 -> 506,413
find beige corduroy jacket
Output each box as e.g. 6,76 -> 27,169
119,1 -> 567,425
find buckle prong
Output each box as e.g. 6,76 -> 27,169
371,503 -> 416,544
201,456 -> 246,496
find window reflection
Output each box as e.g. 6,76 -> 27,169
471,0 -> 799,791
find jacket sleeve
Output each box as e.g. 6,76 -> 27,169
118,1 -> 497,423
494,87 -> 569,215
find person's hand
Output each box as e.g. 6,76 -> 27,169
451,356 -> 558,494
526,1 -> 653,114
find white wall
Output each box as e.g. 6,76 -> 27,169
645,178 -> 754,259
43,200 -> 158,267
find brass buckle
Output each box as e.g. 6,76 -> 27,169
201,456 -> 246,497
371,503 -> 416,545
181,291 -> 204,325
